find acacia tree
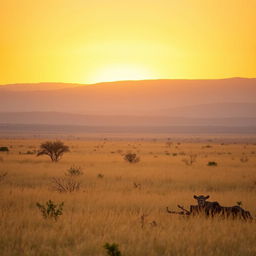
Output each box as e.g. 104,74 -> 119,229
37,141 -> 70,162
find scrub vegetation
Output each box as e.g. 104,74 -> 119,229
0,137 -> 256,256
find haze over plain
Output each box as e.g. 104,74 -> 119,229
0,78 -> 255,130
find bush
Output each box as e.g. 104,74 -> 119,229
0,147 -> 9,152
166,141 -> 172,147
124,153 -> 140,163
0,171 -> 7,183
182,154 -> 197,166
103,243 -> 122,256
26,150 -> 35,155
207,161 -> 218,166
240,155 -> 248,163
52,177 -> 80,192
65,165 -> 83,176
36,200 -> 64,221
37,141 -> 69,162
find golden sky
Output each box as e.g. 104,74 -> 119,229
0,0 -> 255,84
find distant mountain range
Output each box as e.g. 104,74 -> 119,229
0,78 -> 255,132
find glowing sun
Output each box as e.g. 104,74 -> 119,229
91,64 -> 152,83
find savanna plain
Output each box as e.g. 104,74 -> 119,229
0,137 -> 256,256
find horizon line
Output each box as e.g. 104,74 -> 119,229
0,76 -> 256,86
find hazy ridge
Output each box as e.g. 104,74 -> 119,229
1,78 -> 255,114
0,111 -> 256,127
0,78 -> 255,133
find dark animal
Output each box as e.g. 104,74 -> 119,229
193,195 -> 253,220
167,195 -> 253,221
193,195 -> 221,216
218,206 -> 253,220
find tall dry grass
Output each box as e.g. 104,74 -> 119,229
0,138 -> 256,255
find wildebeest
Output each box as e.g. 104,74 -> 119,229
218,205 -> 253,220
193,195 -> 253,220
193,195 -> 222,216
167,195 -> 253,221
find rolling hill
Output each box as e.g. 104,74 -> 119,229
0,78 -> 255,115
0,78 -> 255,133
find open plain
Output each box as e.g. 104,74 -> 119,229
0,137 -> 256,256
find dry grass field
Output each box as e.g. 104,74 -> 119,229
0,137 -> 256,256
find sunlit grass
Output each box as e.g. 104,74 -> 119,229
0,138 -> 256,255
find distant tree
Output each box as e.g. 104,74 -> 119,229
37,141 -> 69,162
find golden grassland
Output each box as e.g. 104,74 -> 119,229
0,138 -> 256,256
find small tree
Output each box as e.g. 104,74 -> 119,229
37,141 -> 69,162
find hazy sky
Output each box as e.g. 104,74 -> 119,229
0,0 -> 255,84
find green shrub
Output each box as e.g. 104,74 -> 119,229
65,165 -> 83,176
0,147 -> 9,152
36,200 -> 64,220
103,243 -> 122,256
207,161 -> 217,166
